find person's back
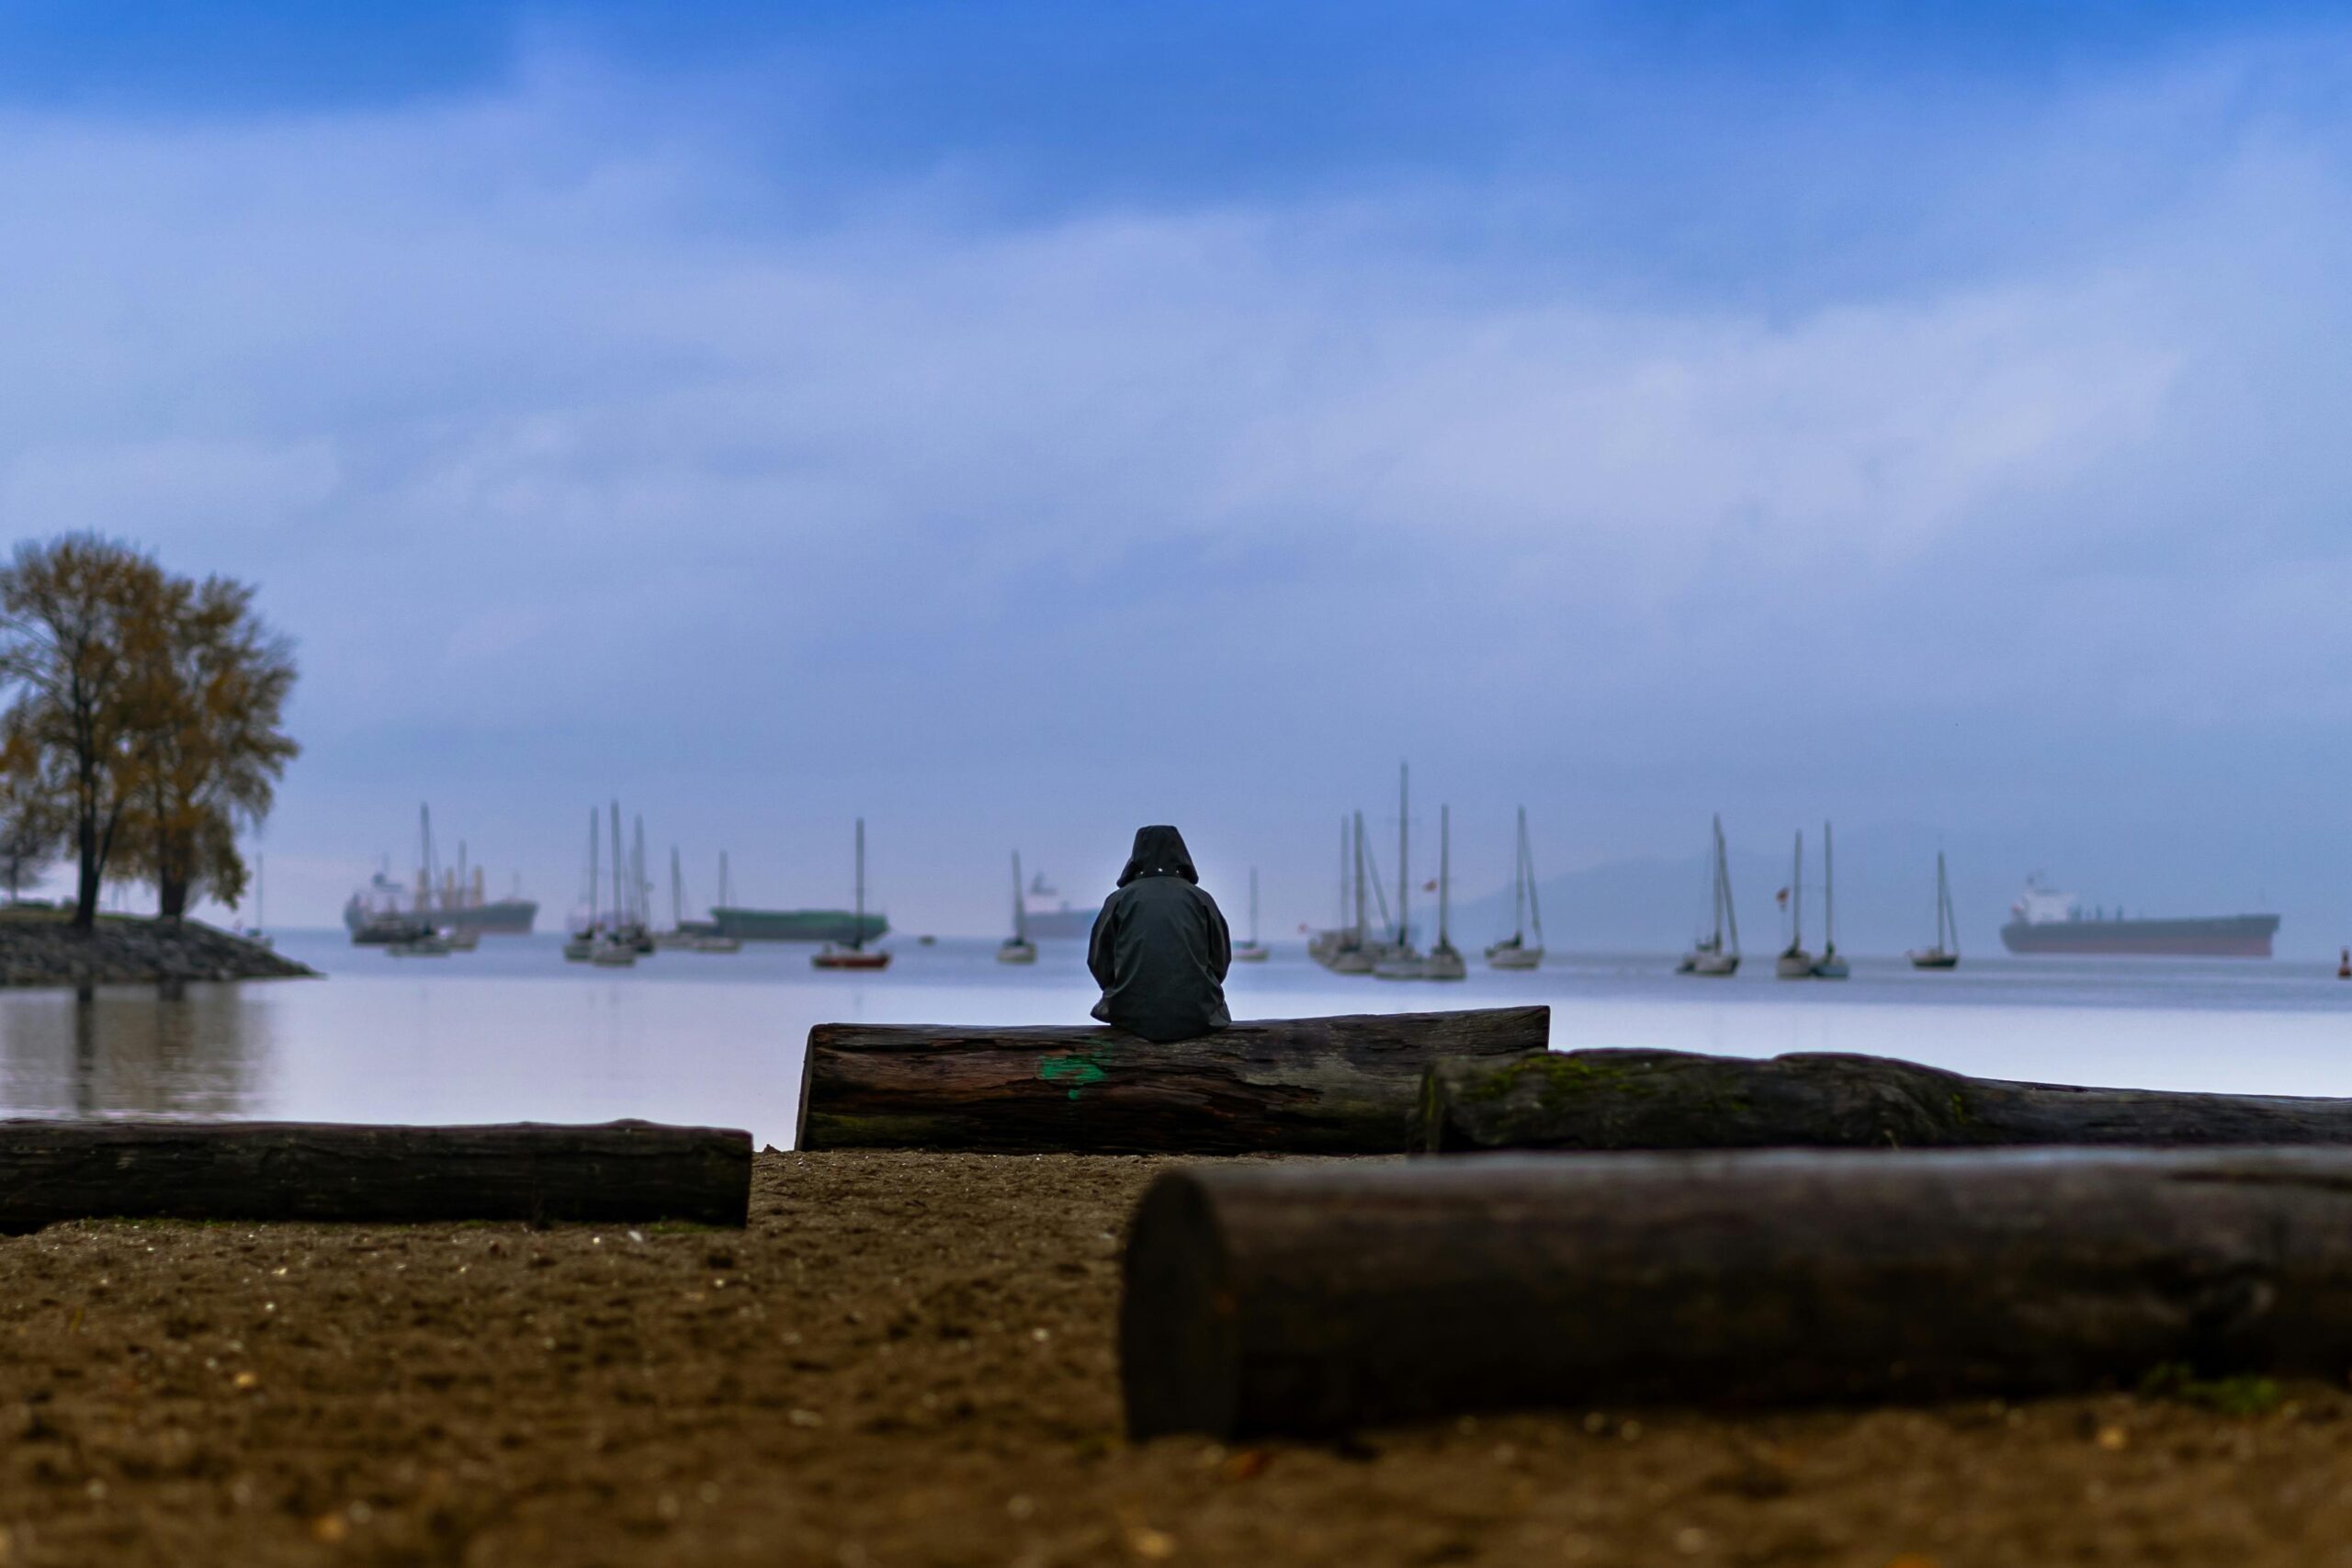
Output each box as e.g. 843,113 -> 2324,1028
1089,826 -> 1231,1043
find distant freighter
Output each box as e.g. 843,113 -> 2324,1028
1997,878 -> 2278,958
344,868 -> 537,942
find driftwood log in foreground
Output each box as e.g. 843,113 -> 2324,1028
0,1120 -> 752,1229
1121,1148 -> 2352,1438
797,1007 -> 1548,1154
1419,1046 -> 2352,1153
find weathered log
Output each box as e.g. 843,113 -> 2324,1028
1419,1046 -> 2352,1153
797,1007 -> 1548,1154
0,1119 -> 752,1229
1121,1147 -> 2352,1438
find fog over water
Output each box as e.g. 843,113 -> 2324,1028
4,5 -> 2350,950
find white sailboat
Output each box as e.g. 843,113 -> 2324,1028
1233,867 -> 1269,962
691,851 -> 743,953
562,807 -> 596,962
1909,852 -> 1961,970
1677,815 -> 1740,976
1378,795 -> 1465,981
589,803 -> 639,967
1774,829 -> 1815,979
1811,820 -> 1849,979
655,846 -> 697,949
1485,806 -> 1544,969
391,807 -> 453,957
998,852 -> 1038,964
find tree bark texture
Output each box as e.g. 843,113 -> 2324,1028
1418,1047 -> 2352,1154
1120,1147 -> 2352,1438
0,1119 -> 752,1228
797,1007 -> 1549,1154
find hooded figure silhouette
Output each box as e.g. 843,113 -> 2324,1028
1088,825 -> 1232,1043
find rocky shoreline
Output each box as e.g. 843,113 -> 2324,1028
0,916 -> 316,988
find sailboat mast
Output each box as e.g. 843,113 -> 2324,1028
609,802 -> 624,932
1512,807 -> 1526,943
1352,811 -> 1367,942
1338,818 -> 1349,933
587,809 -> 599,930
1249,866 -> 1260,945
1397,762 -> 1409,951
1438,805 -> 1451,948
853,818 -> 865,948
718,851 -> 730,909
1717,818 -> 1740,956
1792,829 -> 1804,947
1523,815 -> 1544,946
1012,852 -> 1026,943
1823,820 -> 1835,953
671,846 -> 684,931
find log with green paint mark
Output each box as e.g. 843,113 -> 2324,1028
796,1008 -> 1548,1154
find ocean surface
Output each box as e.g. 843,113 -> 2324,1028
6,931 -> 2352,1147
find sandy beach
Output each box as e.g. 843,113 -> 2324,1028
0,1150 -> 2346,1566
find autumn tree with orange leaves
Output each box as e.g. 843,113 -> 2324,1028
0,535 -> 298,929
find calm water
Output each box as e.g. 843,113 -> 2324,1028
6,931 -> 2352,1147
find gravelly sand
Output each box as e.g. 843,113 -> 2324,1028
0,1150 -> 2347,1566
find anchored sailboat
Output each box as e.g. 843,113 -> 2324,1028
588,803 -> 638,967
1774,829 -> 1815,979
1676,815 -> 1740,976
1233,867 -> 1269,962
998,852 -> 1038,964
390,805 -> 453,957
1811,821 -> 1849,979
1485,807 -> 1544,970
1377,798 -> 1466,981
812,820 -> 890,971
562,808 -> 596,962
1909,852 -> 1961,970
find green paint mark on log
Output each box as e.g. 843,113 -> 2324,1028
1038,1054 -> 1112,1100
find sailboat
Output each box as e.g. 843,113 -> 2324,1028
589,803 -> 639,967
998,852 -> 1038,964
691,852 -> 743,953
1774,829 -> 1815,979
1909,852 -> 1961,970
812,820 -> 891,971
1378,798 -> 1466,980
390,806 -> 453,957
1486,807 -> 1544,969
1677,816 -> 1740,976
1233,867 -> 1269,962
561,808 -> 596,962
1811,820 -> 1849,979
655,847 -> 696,949
441,841 -> 481,950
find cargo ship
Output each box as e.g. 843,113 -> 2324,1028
1018,872 -> 1095,941
706,907 -> 888,944
1997,877 -> 2278,958
344,865 -> 537,942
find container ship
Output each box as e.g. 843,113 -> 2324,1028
1997,878 -> 2278,958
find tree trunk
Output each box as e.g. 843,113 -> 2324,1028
1419,1047 -> 2352,1153
158,873 -> 189,922
797,1006 -> 1549,1154
73,812 -> 97,930
1121,1147 -> 2352,1438
0,1119 -> 752,1229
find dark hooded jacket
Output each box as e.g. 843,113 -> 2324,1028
1089,826 -> 1231,1043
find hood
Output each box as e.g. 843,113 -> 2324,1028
1117,825 -> 1199,886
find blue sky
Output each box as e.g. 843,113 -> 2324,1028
4,1 -> 2351,947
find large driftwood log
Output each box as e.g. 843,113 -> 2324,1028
1419,1047 -> 2352,1153
1121,1148 -> 2352,1438
797,1007 -> 1548,1154
0,1120 -> 752,1229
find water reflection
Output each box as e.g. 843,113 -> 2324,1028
0,984 -> 272,1119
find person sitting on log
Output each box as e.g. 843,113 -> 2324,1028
1089,826 -> 1232,1043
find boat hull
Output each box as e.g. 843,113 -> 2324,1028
1775,950 -> 1816,979
1909,949 -> 1959,970
1678,951 -> 1738,976
812,948 -> 891,971
1998,914 -> 2278,958
1231,942 -> 1270,964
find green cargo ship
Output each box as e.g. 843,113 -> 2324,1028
699,906 -> 888,944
